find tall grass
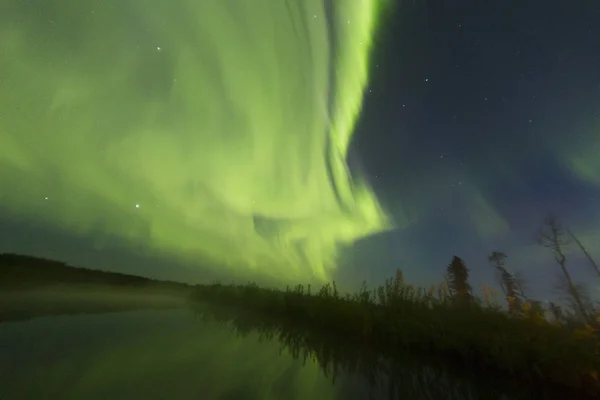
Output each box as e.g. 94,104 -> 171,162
190,273 -> 600,395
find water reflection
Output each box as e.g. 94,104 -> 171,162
191,302 -> 587,400
0,299 -> 587,400
0,308 -> 334,400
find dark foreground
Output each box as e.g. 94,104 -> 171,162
2,253 -> 599,399
190,281 -> 600,399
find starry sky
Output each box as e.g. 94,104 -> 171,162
344,0 -> 600,299
1,0 -> 599,300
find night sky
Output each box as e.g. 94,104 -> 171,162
347,0 -> 600,298
1,0 -> 599,300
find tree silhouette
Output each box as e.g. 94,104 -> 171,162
537,214 -> 592,324
487,251 -> 526,315
567,228 -> 600,280
445,256 -> 473,305
548,301 -> 564,323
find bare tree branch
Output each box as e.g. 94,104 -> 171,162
567,228 -> 600,280
537,213 -> 592,325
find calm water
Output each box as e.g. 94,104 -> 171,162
0,304 -> 562,400
0,308 -> 348,400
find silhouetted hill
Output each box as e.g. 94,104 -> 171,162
0,253 -> 191,291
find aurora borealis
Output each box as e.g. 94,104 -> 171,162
1,0 -> 599,298
0,0 -> 390,282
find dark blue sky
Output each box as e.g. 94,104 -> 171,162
345,0 -> 600,299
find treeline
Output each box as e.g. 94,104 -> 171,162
189,214 -> 600,396
369,213 -> 600,327
0,253 -> 191,292
479,214 -> 598,326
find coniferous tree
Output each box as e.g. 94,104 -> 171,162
445,256 -> 473,306
394,268 -> 404,286
488,251 -> 527,315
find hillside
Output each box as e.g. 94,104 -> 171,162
0,253 -> 191,292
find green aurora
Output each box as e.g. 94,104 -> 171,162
0,0 -> 391,281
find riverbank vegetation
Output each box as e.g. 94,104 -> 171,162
191,214 -> 600,396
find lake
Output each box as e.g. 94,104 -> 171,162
0,295 -> 570,400
0,307 -> 344,400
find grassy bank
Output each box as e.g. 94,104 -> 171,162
190,277 -> 600,396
